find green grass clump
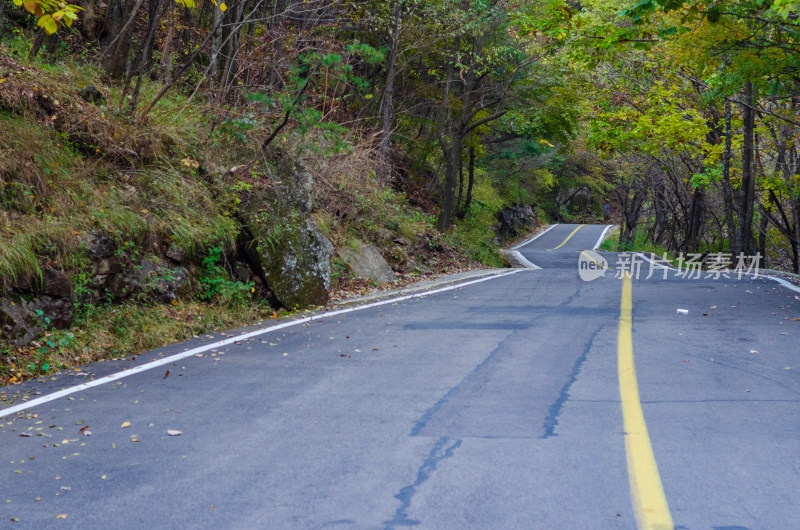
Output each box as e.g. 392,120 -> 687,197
599,227 -> 672,260
0,233 -> 41,286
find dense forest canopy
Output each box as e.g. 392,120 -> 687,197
1,0 -> 799,271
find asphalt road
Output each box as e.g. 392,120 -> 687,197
2,224 -> 799,529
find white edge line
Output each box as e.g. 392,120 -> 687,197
505,250 -> 541,270
763,274 -> 800,294
636,252 -> 800,294
636,252 -> 676,270
593,225 -> 614,250
511,224 -> 557,250
0,269 -> 526,418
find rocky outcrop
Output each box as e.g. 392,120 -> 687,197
496,205 -> 538,240
0,149 -> 336,346
338,241 -> 397,284
108,257 -> 190,302
238,152 -> 334,309
0,295 -> 74,347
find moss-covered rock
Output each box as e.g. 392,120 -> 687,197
237,156 -> 333,309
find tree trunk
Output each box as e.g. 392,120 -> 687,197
29,29 -> 47,60
435,36 -> 459,232
158,3 -> 176,83
79,0 -> 101,42
737,81 -> 757,256
720,99 -> 737,251
686,187 -> 705,252
128,0 -> 165,114
0,0 -> 6,42
436,140 -> 461,231
757,215 -> 768,268
458,147 -> 475,219
377,1 -> 401,183
456,158 -> 464,213
220,0 -> 247,102
652,179 -> 667,245
792,197 -> 800,273
104,0 -> 144,79
618,188 -> 644,251
207,5 -> 225,91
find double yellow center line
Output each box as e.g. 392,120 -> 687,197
618,274 -> 674,529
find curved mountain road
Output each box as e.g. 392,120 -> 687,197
2,224 -> 799,529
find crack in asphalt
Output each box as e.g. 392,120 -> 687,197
541,325 -> 605,438
383,435 -> 463,529
409,330 -> 520,437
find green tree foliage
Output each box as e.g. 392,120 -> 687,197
3,0 -> 798,270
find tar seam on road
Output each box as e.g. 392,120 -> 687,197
409,329 -> 520,437
0,269 -> 525,419
548,224 -> 585,251
383,435 -> 462,529
618,273 -> 674,530
542,324 -> 604,438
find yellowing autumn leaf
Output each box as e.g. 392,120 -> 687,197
36,15 -> 58,35
121,421 -> 131,428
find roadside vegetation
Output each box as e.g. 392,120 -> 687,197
2,0 -> 800,385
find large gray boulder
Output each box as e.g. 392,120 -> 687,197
238,153 -> 333,309
338,241 -> 397,284
247,215 -> 333,309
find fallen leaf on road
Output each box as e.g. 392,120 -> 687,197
710,305 -> 717,309
166,430 -> 182,436
56,514 -> 67,519
79,426 -> 91,436
163,370 -> 170,380
750,350 -> 759,354
121,422 -> 131,428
